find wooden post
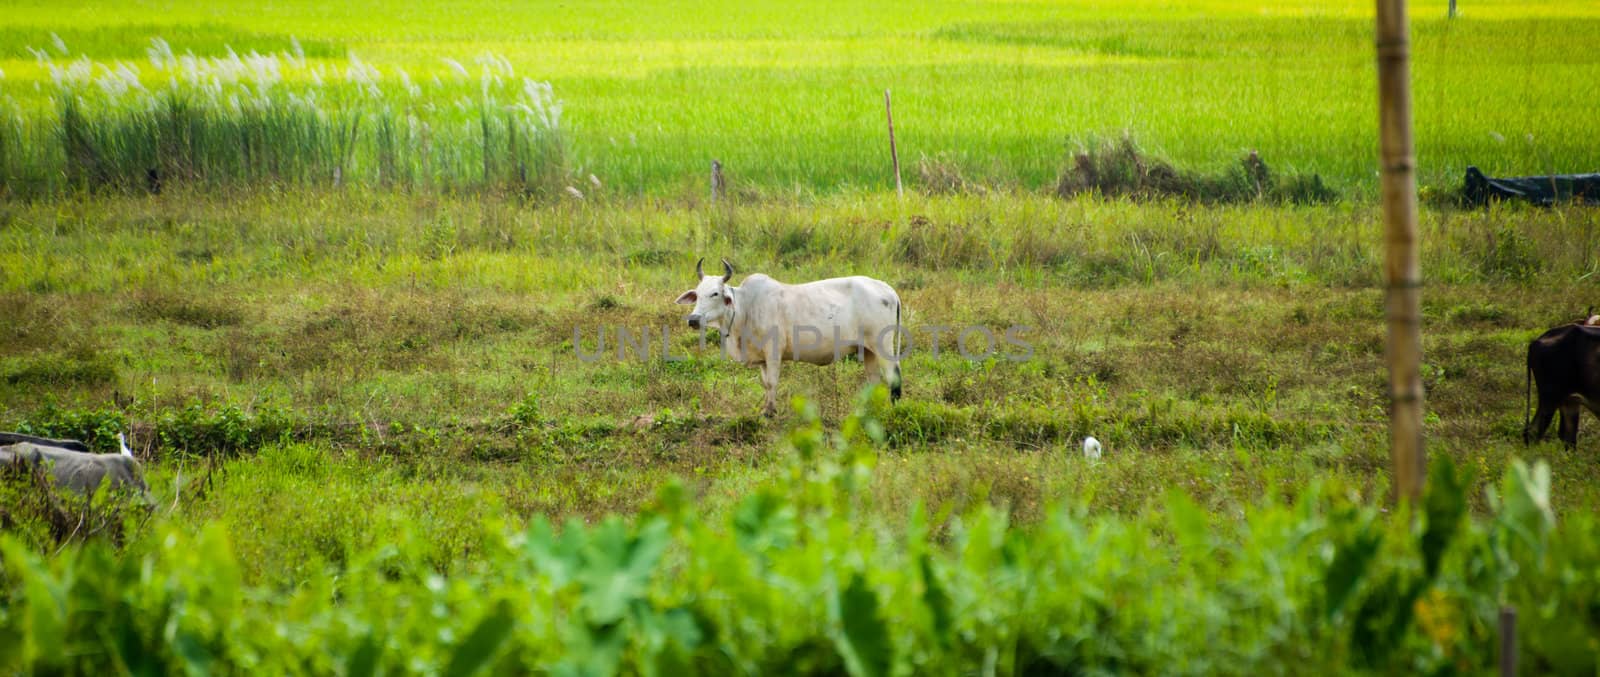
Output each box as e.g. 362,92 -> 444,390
1376,0 -> 1426,503
711,159 -> 725,204
885,89 -> 903,198
1448,0 -> 1457,18
1499,607 -> 1516,677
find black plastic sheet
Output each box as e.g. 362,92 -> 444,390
1464,166 -> 1600,206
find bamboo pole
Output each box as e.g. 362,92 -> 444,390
1376,0 -> 1426,503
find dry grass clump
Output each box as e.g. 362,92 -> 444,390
129,289 -> 245,329
216,289 -> 538,380
892,215 -> 990,268
1056,135 -> 1335,205
916,153 -> 987,196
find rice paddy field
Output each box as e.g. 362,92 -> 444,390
4,1 -> 1600,674
2,0 -> 1599,196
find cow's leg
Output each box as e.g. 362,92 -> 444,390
760,355 -> 782,417
888,359 -> 902,403
1559,400 -> 1582,449
861,349 -> 902,403
1527,397 -> 1558,444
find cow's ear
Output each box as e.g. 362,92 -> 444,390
674,290 -> 697,305
723,293 -> 733,306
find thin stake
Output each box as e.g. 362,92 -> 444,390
711,159 -> 725,204
1499,606 -> 1517,677
1377,0 -> 1427,503
885,89 -> 903,198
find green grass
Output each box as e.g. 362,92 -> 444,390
5,402 -> 1599,673
2,190 -> 1598,552
2,0 -> 1598,195
4,2 -> 1600,671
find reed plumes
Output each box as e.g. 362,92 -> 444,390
2,38 -> 570,197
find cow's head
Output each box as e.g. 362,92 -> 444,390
675,257 -> 735,330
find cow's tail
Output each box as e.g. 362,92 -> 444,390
891,300 -> 903,402
1523,361 -> 1533,444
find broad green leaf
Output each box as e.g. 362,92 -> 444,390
1350,575 -> 1397,668
444,599 -> 515,677
523,517 -> 582,586
346,633 -> 381,677
1488,459 -> 1557,574
632,606 -> 704,677
174,631 -> 214,676
551,622 -> 625,677
645,479 -> 689,525
919,555 -> 953,646
578,518 -> 669,625
733,490 -> 797,555
1419,455 -> 1465,580
1352,575 -> 1426,670
836,573 -> 893,677
1324,524 -> 1382,621
1164,489 -> 1215,567
647,607 -> 703,651
6,542 -> 67,669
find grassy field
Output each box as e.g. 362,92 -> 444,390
5,0 -> 1600,672
4,190 -> 1600,670
4,190 -> 1599,571
2,0 -> 1599,195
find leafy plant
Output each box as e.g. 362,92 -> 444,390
4,396 -> 1596,674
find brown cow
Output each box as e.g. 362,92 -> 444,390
1524,323 -> 1600,447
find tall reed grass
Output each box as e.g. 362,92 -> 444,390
0,39 -> 569,198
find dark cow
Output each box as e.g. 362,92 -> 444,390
0,432 -> 90,451
1524,323 -> 1600,447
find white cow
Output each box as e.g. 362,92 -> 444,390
675,258 -> 904,416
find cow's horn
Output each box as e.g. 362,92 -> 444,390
721,258 -> 734,281
695,257 -> 705,280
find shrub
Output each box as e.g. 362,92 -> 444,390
1478,225 -> 1543,280
1056,135 -> 1338,204
8,402 -> 127,451
0,396 -> 1595,674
